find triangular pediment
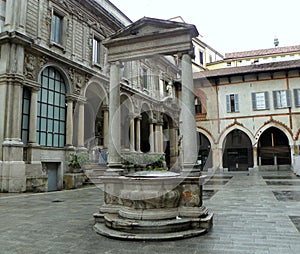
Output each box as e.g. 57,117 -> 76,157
107,17 -> 199,41
103,17 -> 199,62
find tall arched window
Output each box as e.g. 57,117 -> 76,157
37,67 -> 66,147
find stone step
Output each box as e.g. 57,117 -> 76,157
94,222 -> 207,240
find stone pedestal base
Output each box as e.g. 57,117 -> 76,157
94,211 -> 213,240
93,173 -> 213,240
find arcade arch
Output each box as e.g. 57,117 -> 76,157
223,129 -> 254,171
257,127 -> 291,167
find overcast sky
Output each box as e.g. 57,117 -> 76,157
109,0 -> 300,55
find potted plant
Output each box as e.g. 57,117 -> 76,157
68,152 -> 89,173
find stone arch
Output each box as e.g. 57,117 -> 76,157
218,124 -> 255,150
120,94 -> 134,150
38,63 -> 73,95
196,130 -> 213,170
83,81 -> 109,148
222,129 -> 254,171
255,122 -> 294,147
257,126 -> 291,167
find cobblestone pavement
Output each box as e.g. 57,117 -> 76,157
1,170 -> 300,254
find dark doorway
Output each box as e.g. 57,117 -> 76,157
223,129 -> 253,171
141,112 -> 150,153
198,133 -> 212,170
258,127 -> 291,166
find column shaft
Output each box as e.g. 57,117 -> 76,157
108,62 -> 122,166
28,89 -> 38,144
136,117 -> 141,152
77,102 -> 84,148
130,117 -> 135,152
66,100 -> 73,147
180,53 -> 198,172
149,123 -> 154,153
103,107 -> 109,149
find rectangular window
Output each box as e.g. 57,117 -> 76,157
142,68 -> 148,89
195,97 -> 202,114
199,51 -> 204,65
93,37 -> 101,65
252,92 -> 269,110
226,94 -> 239,113
51,12 -> 63,45
294,89 -> 300,107
273,90 -> 291,108
21,87 -> 31,144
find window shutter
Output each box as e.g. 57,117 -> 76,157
295,89 -> 300,107
226,95 -> 230,112
234,94 -> 239,112
286,90 -> 291,107
265,92 -> 270,109
273,91 -> 278,108
252,93 -> 257,110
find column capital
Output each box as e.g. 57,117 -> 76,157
102,105 -> 109,111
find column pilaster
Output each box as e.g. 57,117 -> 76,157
28,88 -> 38,145
103,105 -> 109,150
65,99 -> 74,148
108,61 -> 122,167
149,121 -> 154,153
77,101 -> 85,148
130,115 -> 135,152
135,116 -> 141,153
180,53 -> 198,175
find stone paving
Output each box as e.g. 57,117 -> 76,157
1,170 -> 300,253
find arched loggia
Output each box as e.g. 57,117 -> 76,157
258,127 -> 291,166
223,129 -> 253,171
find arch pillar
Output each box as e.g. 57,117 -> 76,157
108,61 -> 122,167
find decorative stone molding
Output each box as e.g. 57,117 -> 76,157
24,54 -> 48,81
68,68 -> 91,95
263,117 -> 293,137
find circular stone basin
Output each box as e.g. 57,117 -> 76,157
127,171 -> 180,178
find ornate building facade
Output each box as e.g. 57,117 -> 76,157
194,59 -> 300,171
0,0 -> 190,192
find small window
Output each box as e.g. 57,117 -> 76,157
226,62 -> 231,67
226,94 -> 239,113
199,51 -> 204,65
21,87 -> 31,144
51,12 -> 63,45
252,92 -> 269,110
93,37 -> 101,65
273,90 -> 291,109
195,97 -> 202,114
294,89 -> 300,107
142,68 -> 148,89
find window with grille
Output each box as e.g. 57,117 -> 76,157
37,67 -> 66,147
51,12 -> 63,45
21,87 -> 31,144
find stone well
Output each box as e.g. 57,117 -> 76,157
93,171 -> 213,240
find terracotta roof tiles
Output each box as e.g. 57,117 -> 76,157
224,45 -> 300,59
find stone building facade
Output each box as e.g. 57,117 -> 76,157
0,0 -> 184,192
194,60 -> 300,171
